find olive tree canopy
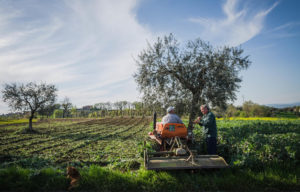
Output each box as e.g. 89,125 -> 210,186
134,34 -> 250,129
2,82 -> 57,132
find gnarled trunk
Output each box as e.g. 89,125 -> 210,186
28,114 -> 34,132
28,109 -> 36,132
188,92 -> 200,131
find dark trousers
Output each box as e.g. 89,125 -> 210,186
206,137 -> 217,155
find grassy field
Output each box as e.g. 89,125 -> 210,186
0,117 -> 299,191
0,118 -> 37,125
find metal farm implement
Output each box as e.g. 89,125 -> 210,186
144,112 -> 228,170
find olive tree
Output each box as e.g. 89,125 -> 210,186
134,34 -> 250,129
2,82 -> 57,132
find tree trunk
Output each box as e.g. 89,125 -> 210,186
29,114 -> 34,132
188,93 -> 200,131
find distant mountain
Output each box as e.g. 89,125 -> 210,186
266,102 -> 300,109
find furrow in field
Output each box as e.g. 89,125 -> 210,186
107,118 -> 145,138
1,123 -> 113,152
0,135 -> 36,145
55,118 -> 150,162
13,131 -> 105,156
0,121 -> 87,144
74,118 -> 114,126
56,140 -> 111,163
3,118 -> 115,142
51,118 -> 145,160
0,118 -> 115,143
118,118 -> 151,140
18,124 -> 120,154
0,117 -> 151,164
27,119 -> 138,157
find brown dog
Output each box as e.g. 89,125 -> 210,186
67,166 -> 80,190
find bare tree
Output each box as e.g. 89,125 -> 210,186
113,101 -> 128,116
61,97 -> 72,118
2,82 -> 57,132
38,103 -> 60,118
94,102 -> 106,110
134,34 -> 250,129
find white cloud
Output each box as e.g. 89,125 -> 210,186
265,21 -> 300,38
0,0 -> 154,113
271,22 -> 300,32
188,0 -> 279,46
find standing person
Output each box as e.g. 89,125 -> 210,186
193,104 -> 217,155
162,106 -> 183,124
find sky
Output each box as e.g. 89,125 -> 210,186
0,0 -> 299,114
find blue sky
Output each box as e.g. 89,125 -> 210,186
0,0 -> 299,114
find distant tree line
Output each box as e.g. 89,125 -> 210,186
42,101 -> 166,119
218,101 -> 300,118
37,100 -> 300,119
2,99 -> 299,120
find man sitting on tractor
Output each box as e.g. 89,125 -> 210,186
162,106 -> 183,124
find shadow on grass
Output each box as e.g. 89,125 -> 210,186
0,166 -> 69,191
0,164 -> 299,192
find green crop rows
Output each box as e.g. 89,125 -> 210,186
1,118 -> 299,170
193,119 -> 300,169
0,117 -> 299,191
0,117 -> 151,167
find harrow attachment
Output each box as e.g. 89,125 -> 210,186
144,137 -> 228,170
144,154 -> 228,170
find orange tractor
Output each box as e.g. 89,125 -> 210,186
144,112 -> 228,170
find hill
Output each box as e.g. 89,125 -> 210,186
266,102 -> 300,109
